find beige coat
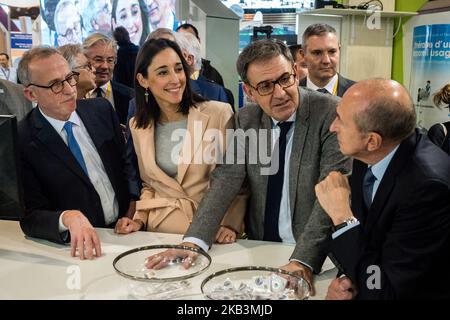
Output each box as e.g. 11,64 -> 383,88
130,100 -> 247,234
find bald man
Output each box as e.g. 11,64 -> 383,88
315,79 -> 450,299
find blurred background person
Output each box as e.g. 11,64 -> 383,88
113,26 -> 139,89
146,0 -> 178,32
58,44 -> 97,99
0,52 -> 18,83
54,0 -> 83,46
427,83 -> 450,155
112,0 -> 149,46
82,0 -> 113,37
289,44 -> 308,81
176,23 -> 224,87
0,79 -> 32,121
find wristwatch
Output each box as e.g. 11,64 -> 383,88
333,216 -> 359,232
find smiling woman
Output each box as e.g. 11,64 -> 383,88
114,38 -> 247,242
112,0 -> 149,46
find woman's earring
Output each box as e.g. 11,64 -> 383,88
144,88 -> 149,104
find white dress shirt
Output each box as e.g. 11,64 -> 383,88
39,108 -> 119,231
306,74 -> 338,95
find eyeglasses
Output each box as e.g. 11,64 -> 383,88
91,56 -> 116,66
248,72 -> 296,96
27,72 -> 79,94
73,62 -> 94,72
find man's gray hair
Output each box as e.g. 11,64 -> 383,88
146,28 -> 176,42
176,32 -> 202,71
18,46 -> 63,86
83,32 -> 117,53
302,23 -> 337,49
236,39 -> 294,83
58,44 -> 84,69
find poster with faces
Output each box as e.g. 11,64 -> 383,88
40,0 -> 179,47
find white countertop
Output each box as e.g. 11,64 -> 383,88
0,220 -> 336,300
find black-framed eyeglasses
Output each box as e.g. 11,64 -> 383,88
248,72 -> 296,96
73,62 -> 94,72
27,72 -> 79,94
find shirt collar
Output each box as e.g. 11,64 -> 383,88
271,111 -> 296,128
306,73 -> 338,94
89,81 -> 110,96
369,145 -> 400,182
39,108 -> 81,134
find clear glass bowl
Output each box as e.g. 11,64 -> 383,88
201,266 -> 310,300
113,244 -> 211,299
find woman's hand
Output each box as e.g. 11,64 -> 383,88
215,226 -> 238,244
114,217 -> 142,234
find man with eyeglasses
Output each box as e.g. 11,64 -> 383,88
17,47 -> 131,260
299,24 -> 354,97
166,39 -> 351,295
83,33 -> 134,126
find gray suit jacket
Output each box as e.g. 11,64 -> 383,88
185,87 -> 351,272
0,80 -> 32,121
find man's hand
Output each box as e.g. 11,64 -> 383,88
215,226 -> 237,244
280,261 -> 315,296
62,210 -> 101,260
145,242 -> 200,270
315,171 -> 353,225
326,276 -> 356,300
114,217 -> 142,234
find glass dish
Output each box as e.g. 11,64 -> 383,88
201,266 -> 310,300
113,244 -> 211,299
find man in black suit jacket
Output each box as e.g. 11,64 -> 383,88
315,79 -> 450,299
83,33 -> 134,126
17,47 -> 131,260
300,23 -> 354,97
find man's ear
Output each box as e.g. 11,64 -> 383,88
23,87 -> 37,103
242,83 -> 255,102
366,132 -> 382,152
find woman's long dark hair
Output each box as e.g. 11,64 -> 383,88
133,38 -> 205,129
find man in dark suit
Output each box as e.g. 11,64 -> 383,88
83,33 -> 134,126
0,79 -> 32,121
17,47 -> 131,260
315,79 -> 450,299
112,26 -> 139,89
147,40 -> 351,294
299,23 -> 354,97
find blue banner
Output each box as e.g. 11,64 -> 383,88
10,33 -> 32,50
411,24 -> 450,129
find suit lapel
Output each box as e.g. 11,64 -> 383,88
363,132 -> 418,232
178,106 -> 209,183
289,87 -> 310,214
32,108 -> 92,186
350,160 -> 367,224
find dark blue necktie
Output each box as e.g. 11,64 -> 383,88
263,121 -> 293,242
64,121 -> 88,176
363,167 -> 376,209
95,87 -> 103,98
317,88 -> 330,94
